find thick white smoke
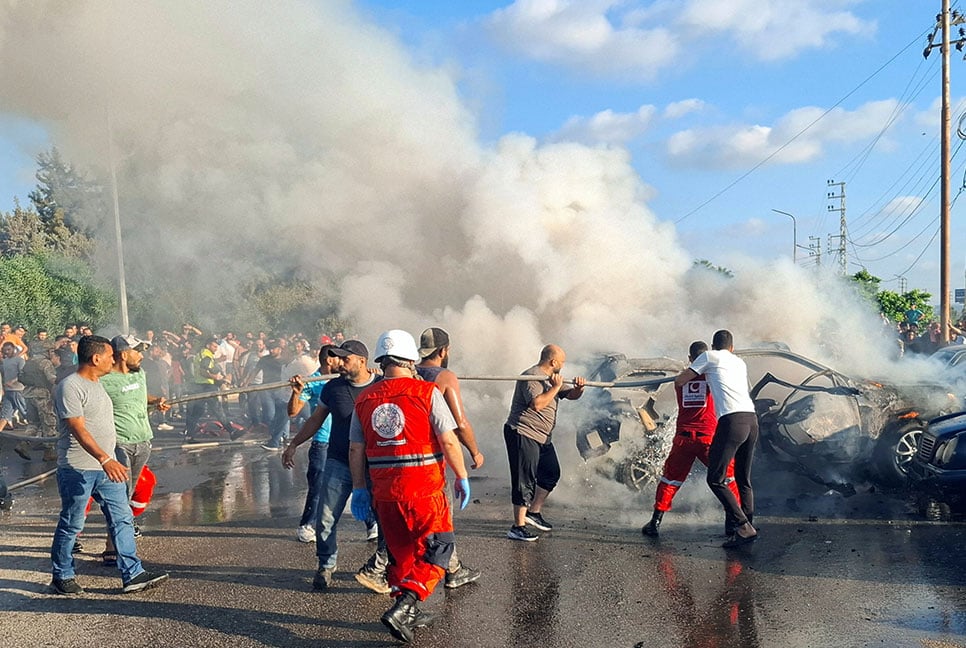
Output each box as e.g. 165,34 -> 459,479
0,1 -> 925,517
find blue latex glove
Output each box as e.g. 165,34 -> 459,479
350,488 -> 371,521
454,477 -> 470,510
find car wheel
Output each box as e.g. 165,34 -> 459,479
873,420 -> 924,487
616,455 -> 659,491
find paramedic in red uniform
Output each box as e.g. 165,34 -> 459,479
642,341 -> 741,537
348,329 -> 470,644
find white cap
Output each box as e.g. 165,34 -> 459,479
374,329 -> 419,362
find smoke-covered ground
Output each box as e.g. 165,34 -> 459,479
1,1 -> 956,517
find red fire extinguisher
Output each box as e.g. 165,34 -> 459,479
130,465 -> 156,517
85,465 -> 157,517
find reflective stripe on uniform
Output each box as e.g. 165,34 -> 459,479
368,452 -> 443,469
659,476 -> 685,487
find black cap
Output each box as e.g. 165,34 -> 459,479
328,339 -> 368,359
418,327 -> 449,358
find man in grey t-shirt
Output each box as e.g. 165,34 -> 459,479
503,344 -> 585,542
49,335 -> 168,596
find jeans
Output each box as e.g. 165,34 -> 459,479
1,389 -> 27,423
315,458 -> 353,570
299,441 -> 328,527
268,398 -> 290,448
51,466 -> 143,583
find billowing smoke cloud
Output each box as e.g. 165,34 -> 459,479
0,1 -> 922,512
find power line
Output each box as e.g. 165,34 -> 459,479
673,30 -> 928,225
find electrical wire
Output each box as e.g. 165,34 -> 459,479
674,29 -> 930,225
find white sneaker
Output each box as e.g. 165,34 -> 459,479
366,521 -> 379,542
296,524 -> 316,543
157,423 -> 174,431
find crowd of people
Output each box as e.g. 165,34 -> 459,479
0,320 -> 352,450
0,317 -> 893,642
886,301 -> 966,358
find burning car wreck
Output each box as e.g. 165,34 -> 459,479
577,348 -> 961,496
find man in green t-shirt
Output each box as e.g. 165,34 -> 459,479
100,335 -> 169,563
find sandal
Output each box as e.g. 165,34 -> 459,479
101,550 -> 117,566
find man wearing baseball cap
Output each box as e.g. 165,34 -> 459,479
415,326 -> 483,589
282,338 -> 380,591
99,335 -> 170,561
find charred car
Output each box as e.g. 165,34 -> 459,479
578,348 -> 961,494
908,411 -> 966,517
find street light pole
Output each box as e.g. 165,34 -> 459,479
771,209 -> 798,264
107,110 -> 129,334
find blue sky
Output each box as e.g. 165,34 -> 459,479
0,1 -> 963,300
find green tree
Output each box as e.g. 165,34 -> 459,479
28,147 -> 107,236
0,253 -> 117,333
692,259 -> 734,278
0,201 -> 94,260
877,288 -> 934,323
849,269 -> 881,303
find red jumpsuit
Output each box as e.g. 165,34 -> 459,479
355,378 -> 454,601
653,375 -> 741,512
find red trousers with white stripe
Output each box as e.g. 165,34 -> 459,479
376,490 -> 454,601
654,434 -> 741,512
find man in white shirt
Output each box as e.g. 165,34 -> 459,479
675,329 -> 758,548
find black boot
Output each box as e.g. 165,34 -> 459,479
641,510 -> 663,537
381,590 -> 420,643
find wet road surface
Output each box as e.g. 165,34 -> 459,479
1,430 -> 965,648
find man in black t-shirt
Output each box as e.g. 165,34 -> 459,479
282,340 -> 380,591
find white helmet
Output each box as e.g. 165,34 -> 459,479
374,329 -> 420,362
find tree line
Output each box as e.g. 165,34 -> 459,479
0,148 -> 348,337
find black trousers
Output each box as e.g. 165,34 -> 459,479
706,411 -> 758,528
504,425 -> 560,508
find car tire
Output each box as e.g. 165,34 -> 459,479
617,455 -> 663,491
872,420 -> 924,488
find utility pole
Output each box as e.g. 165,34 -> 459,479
808,236 -> 822,267
924,3 -> 966,342
827,180 -> 847,276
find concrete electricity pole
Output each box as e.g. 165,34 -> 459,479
924,2 -> 966,342
827,180 -> 847,276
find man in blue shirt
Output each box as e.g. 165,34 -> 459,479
284,344 -> 339,542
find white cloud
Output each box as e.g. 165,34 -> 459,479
665,99 -> 900,169
483,0 -> 872,79
678,0 -> 871,61
549,99 -> 706,146
664,99 -> 706,119
484,0 -> 680,81
551,105 -> 657,145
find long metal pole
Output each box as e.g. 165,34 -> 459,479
941,0 -> 952,342
771,209 -> 798,264
107,110 -> 130,334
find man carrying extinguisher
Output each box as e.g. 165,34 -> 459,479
99,335 -> 170,565
348,330 -> 470,644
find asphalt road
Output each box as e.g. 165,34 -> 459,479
1,432 -> 965,648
